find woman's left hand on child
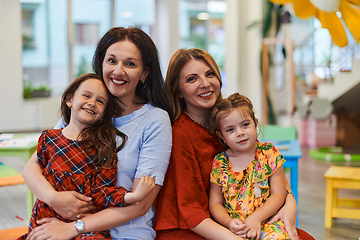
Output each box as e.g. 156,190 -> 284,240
49,191 -> 95,220
266,195 -> 299,240
28,217 -> 77,240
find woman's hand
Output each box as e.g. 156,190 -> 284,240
28,218 -> 78,240
267,194 -> 298,240
49,191 -> 95,220
23,153 -> 94,220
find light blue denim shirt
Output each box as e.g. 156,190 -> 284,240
55,103 -> 172,239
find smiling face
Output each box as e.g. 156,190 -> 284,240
218,108 -> 258,155
67,78 -> 109,128
178,58 -> 221,116
102,39 -> 149,105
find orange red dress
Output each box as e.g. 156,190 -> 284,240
210,142 -> 290,240
154,113 -> 225,240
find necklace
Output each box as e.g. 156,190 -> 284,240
184,111 -> 208,129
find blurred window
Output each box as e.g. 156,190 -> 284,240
74,23 -> 99,45
21,0 -> 155,98
179,0 -> 226,71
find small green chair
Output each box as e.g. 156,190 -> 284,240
258,124 -> 297,141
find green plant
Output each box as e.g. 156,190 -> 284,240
23,81 -> 32,99
22,35 -> 36,49
35,84 -> 52,92
23,80 -> 52,99
77,55 -> 89,77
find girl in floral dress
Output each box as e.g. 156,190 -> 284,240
209,93 -> 290,240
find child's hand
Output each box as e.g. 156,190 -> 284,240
244,215 -> 262,240
125,175 -> 155,204
229,218 -> 248,238
133,175 -> 156,201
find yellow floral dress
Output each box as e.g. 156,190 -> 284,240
210,142 -> 290,240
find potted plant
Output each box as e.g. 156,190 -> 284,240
23,80 -> 52,99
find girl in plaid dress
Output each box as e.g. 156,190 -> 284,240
21,73 -> 155,239
209,93 -> 289,240
22,27 -> 172,239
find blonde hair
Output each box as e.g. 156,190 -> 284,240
165,48 -> 223,122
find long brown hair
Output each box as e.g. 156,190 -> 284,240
60,73 -> 127,168
210,93 -> 259,147
165,48 -> 223,122
92,27 -> 173,122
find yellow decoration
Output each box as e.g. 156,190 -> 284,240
270,0 -> 360,47
310,0 -> 339,12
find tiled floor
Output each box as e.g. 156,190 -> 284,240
0,156 -> 27,230
296,147 -> 360,240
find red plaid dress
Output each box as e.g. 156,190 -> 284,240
25,129 -> 128,239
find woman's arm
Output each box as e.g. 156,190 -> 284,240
191,218 -> 245,240
28,178 -> 161,240
82,178 -> 160,231
23,152 -> 94,220
267,176 -> 298,240
209,182 -> 247,238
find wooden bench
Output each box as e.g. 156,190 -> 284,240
0,226 -> 27,239
324,166 -> 360,228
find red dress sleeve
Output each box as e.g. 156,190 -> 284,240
36,130 -> 49,170
91,167 -> 129,208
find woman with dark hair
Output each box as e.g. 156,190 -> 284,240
92,27 -> 172,118
154,48 -> 298,240
23,27 -> 172,240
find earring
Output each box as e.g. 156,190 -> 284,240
141,79 -> 145,84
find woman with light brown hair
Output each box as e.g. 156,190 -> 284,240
154,48 -> 298,240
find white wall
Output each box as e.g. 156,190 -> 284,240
224,0 -> 263,121
155,0 -> 179,75
0,0 -> 60,133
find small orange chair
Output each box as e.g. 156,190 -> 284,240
0,226 -> 27,239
